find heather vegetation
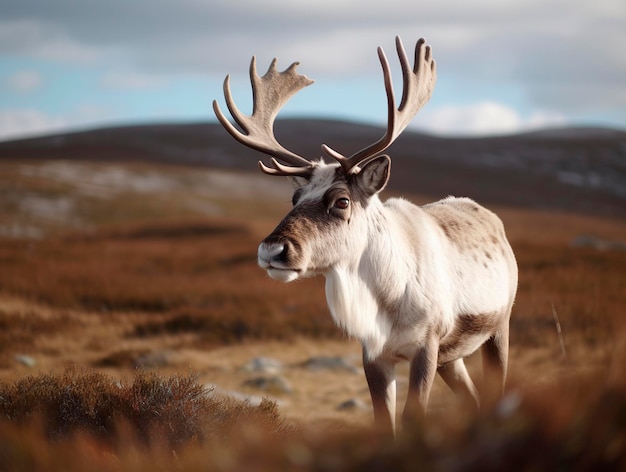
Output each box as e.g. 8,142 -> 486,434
0,363 -> 624,471
0,159 -> 625,470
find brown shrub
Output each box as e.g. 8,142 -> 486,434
1,364 -> 625,471
0,366 -> 289,450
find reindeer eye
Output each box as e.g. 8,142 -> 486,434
334,198 -> 350,210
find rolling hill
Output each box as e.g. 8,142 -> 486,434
1,119 -> 624,217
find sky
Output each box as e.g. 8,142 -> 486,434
0,0 -> 625,141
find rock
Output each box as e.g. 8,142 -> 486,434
302,356 -> 359,373
206,384 -> 264,406
571,235 -> 626,251
242,357 -> 283,374
206,384 -> 288,408
337,398 -> 368,411
132,350 -> 177,369
14,354 -> 37,367
242,376 -> 292,395
496,391 -> 523,419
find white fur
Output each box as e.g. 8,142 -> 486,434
325,265 -> 391,359
259,161 -> 518,431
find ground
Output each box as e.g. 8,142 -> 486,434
0,159 -> 624,469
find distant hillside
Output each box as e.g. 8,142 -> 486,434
1,119 -> 624,218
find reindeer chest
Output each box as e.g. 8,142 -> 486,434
324,267 -> 393,358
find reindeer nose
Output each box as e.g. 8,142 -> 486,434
258,241 -> 288,267
263,242 -> 286,259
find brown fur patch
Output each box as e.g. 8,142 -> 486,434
438,312 -> 504,365
424,198 -> 507,257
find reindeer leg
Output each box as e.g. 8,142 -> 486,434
402,336 -> 438,429
438,358 -> 480,411
362,350 -> 397,433
481,321 -> 510,410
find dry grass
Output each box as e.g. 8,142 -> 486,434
0,220 -> 336,357
0,160 -> 625,470
0,361 -> 624,471
1,210 -> 622,358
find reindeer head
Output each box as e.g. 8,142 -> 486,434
213,37 -> 436,282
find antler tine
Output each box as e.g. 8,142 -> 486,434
212,56 -> 316,175
322,37 -> 437,175
258,158 -> 316,177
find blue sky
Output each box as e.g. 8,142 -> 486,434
1,0 -> 625,141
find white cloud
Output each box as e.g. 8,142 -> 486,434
35,37 -> 100,63
0,109 -> 67,141
415,102 -> 566,136
6,70 -> 42,92
0,19 -> 99,63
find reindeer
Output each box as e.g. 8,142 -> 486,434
213,37 -> 518,432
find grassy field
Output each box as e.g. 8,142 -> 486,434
0,159 -> 625,470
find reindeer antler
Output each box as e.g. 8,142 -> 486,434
322,37 -> 436,175
214,37 -> 436,178
212,57 -> 316,177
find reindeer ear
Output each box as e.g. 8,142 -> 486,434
356,155 -> 391,196
288,176 -> 308,189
